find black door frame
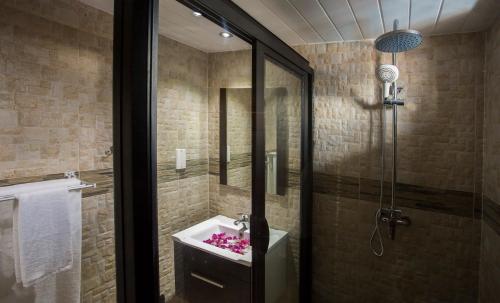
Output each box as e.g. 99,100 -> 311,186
113,0 -> 160,302
253,40 -> 314,303
113,0 -> 313,302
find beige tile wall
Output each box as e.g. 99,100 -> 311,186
312,193 -> 480,302
207,49 -> 253,217
294,33 -> 485,302
0,1 -> 113,180
156,35 -> 210,300
207,50 -> 303,302
226,88 -> 252,190
483,18 -> 500,205
157,36 -> 208,163
157,176 -> 209,300
480,17 -> 500,303
81,193 -> 116,303
227,88 -> 252,156
2,2 -> 495,303
295,33 -> 485,192
208,50 -> 252,163
0,1 -> 216,301
0,1 -> 116,302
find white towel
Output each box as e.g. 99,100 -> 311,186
0,178 -> 82,301
13,186 -> 74,286
32,186 -> 82,303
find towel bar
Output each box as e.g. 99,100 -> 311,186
0,183 -> 96,203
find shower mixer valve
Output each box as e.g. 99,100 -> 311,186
379,208 -> 411,240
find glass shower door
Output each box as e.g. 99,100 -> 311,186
264,59 -> 303,303
252,41 -> 312,303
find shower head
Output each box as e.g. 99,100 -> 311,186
375,29 -> 422,53
376,64 -> 399,83
376,65 -> 399,99
375,19 -> 422,53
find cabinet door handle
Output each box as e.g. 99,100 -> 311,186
190,272 -> 224,289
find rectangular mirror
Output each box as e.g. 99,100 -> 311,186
219,87 -> 288,195
219,88 -> 252,191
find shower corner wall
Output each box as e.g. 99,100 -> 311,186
294,30 -> 491,302
479,16 -> 500,303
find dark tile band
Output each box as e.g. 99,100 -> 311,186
483,196 -> 500,237
0,159 -> 209,199
209,153 -> 251,176
313,172 -> 476,218
1,167 -> 488,222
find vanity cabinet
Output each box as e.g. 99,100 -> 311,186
174,242 -> 251,303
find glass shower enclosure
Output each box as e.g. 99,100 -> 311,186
112,0 -> 313,302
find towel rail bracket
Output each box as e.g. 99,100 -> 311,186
0,179 -> 96,203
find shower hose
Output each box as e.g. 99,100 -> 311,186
370,102 -> 386,257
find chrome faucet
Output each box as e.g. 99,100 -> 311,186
234,213 -> 249,237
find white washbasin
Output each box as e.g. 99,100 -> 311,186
172,215 -> 288,266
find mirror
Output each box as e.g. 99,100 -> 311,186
219,88 -> 252,191
219,87 -> 288,195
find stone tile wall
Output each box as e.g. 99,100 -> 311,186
226,88 -> 252,190
0,1 -> 211,302
313,193 -> 480,303
207,49 -> 253,216
208,50 -> 252,165
0,1 -> 113,180
156,35 -> 211,300
294,33 -> 485,302
1,2 -> 496,303
480,17 -> 500,303
157,175 -> 209,300
483,18 -> 500,208
207,50 -> 303,302
295,33 -> 484,193
157,36 -> 208,163
0,1 -> 116,303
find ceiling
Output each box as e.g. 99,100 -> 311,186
81,0 -> 500,51
234,0 -> 500,45
79,0 -> 250,52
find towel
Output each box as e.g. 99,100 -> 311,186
31,185 -> 82,303
0,179 -> 79,275
13,187 -> 74,286
0,178 -> 82,302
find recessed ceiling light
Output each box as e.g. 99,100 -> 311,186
192,11 -> 202,17
219,31 -> 233,38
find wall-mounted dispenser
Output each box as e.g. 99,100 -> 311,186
176,149 -> 186,170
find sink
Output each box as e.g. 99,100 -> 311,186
172,215 -> 287,266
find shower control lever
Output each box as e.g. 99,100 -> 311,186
380,208 -> 411,240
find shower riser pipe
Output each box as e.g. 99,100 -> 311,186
391,52 -> 397,210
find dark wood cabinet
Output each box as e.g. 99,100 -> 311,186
174,242 -> 251,303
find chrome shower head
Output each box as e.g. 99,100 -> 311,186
376,65 -> 399,98
375,19 -> 422,53
375,29 -> 422,53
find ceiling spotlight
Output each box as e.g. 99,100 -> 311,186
192,11 -> 202,17
219,31 -> 233,38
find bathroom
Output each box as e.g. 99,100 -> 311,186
0,0 -> 499,302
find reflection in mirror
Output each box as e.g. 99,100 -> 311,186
219,87 -> 288,195
265,88 -> 288,195
220,88 -> 252,191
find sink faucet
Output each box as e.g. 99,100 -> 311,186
234,213 -> 249,237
